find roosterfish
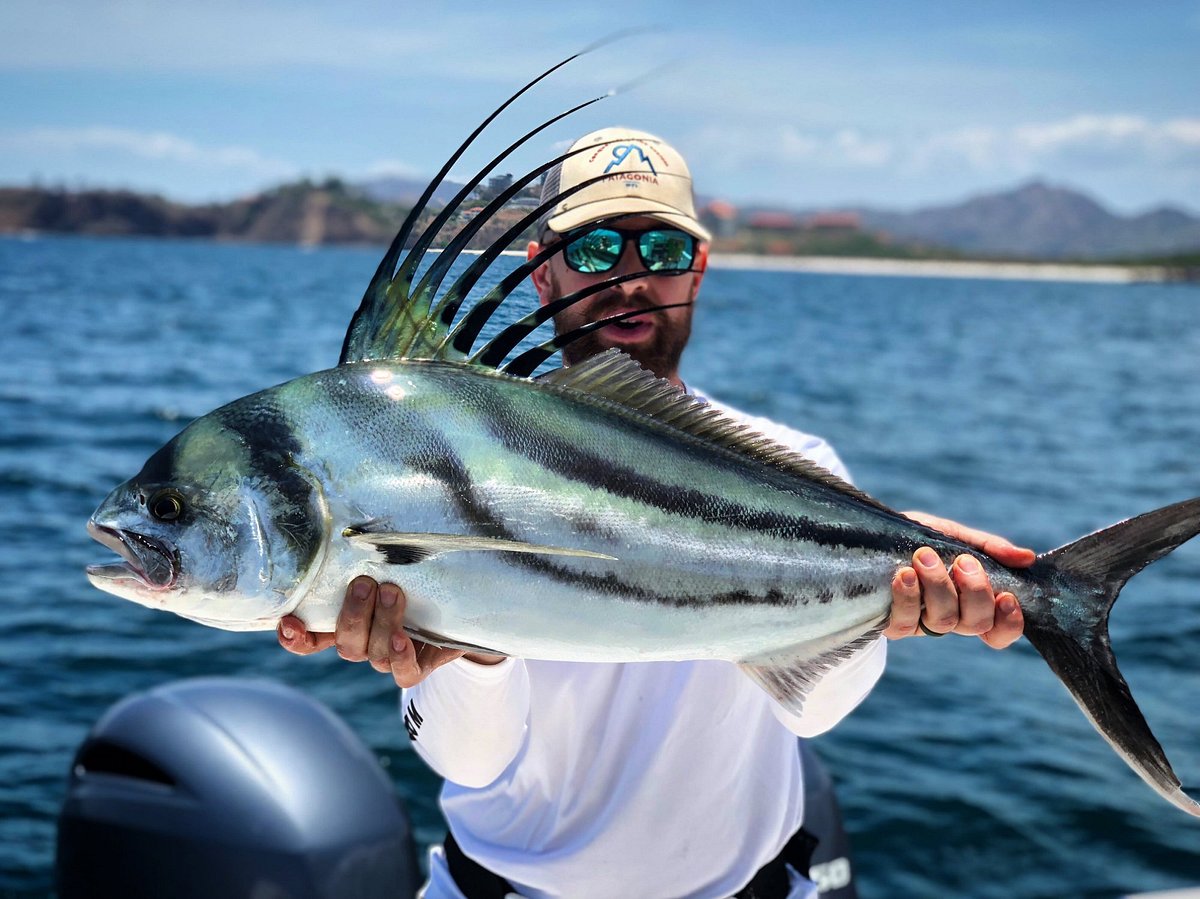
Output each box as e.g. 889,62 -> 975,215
86,52 -> 1200,817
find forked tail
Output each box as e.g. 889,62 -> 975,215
1025,497 -> 1200,816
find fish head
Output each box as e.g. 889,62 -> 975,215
86,408 -> 328,631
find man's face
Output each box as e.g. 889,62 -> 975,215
528,216 -> 706,387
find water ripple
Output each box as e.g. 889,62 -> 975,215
3,237 -> 1199,896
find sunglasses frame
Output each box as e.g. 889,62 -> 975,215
560,226 -> 697,275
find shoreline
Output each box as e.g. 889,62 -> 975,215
486,248 -> 1189,283
707,252 -> 1188,284
4,232 -> 1192,284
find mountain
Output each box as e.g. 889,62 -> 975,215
856,181 -> 1200,259
0,178 -> 538,249
4,177 -> 1198,261
357,175 -> 465,206
0,187 -> 216,238
0,179 -> 408,245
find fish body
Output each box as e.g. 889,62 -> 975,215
90,358 -> 910,654
86,53 -> 1200,817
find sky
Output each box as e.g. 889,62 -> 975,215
1,1 -> 1198,214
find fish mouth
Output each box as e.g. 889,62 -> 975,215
86,521 -> 179,591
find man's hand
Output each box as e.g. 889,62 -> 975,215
277,576 -> 503,687
885,512 -> 1036,648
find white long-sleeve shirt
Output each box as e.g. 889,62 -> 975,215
405,398 -> 887,899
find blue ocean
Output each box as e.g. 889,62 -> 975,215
2,234 -> 1199,897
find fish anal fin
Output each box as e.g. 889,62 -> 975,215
739,622 -> 886,716
343,528 -> 617,562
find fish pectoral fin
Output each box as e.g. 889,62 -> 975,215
404,625 -> 509,657
739,621 -> 886,717
343,529 -> 618,564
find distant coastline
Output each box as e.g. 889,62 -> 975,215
3,181 -> 1198,284
706,253 -> 1191,284
5,232 -> 1195,285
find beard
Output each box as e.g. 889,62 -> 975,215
547,270 -> 692,380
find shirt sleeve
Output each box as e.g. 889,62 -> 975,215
401,656 -> 531,788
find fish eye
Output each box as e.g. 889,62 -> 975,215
148,490 -> 185,522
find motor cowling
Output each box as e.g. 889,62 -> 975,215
57,678 -> 419,898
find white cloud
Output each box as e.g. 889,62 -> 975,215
360,159 -> 423,179
0,126 -> 298,179
0,0 -> 594,80
694,114 -> 1200,180
913,114 -> 1200,174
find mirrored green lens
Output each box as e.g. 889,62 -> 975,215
564,229 -> 622,273
639,230 -> 695,271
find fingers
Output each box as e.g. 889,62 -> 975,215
367,582 -> 406,673
334,576 -> 378,662
884,567 -> 921,638
362,582 -> 467,687
277,615 -> 336,655
390,640 -> 466,689
949,555 -> 996,636
903,511 -> 1036,568
981,592 -> 1024,650
279,577 -> 468,684
914,547 -> 961,636
887,547 -> 1025,648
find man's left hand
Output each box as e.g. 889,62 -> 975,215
885,512 -> 1035,648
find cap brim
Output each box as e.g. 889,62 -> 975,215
546,197 -> 712,242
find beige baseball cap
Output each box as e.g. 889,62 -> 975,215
538,127 -> 711,242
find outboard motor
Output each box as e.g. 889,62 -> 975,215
57,678 -> 419,899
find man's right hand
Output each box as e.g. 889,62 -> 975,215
277,576 -> 504,688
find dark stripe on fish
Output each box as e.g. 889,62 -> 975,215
408,434 -> 795,609
483,411 -> 916,557
213,398 -> 323,567
135,439 -> 178,486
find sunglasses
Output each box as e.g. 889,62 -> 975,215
561,227 -> 697,274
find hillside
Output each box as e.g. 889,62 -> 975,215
0,180 -> 408,245
857,181 -> 1200,259
3,178 -> 1198,263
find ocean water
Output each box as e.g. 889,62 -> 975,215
2,234 -> 1199,897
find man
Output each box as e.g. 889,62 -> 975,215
279,128 -> 1032,898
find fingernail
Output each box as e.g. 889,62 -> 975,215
916,548 -> 939,568
900,569 -> 917,589
999,595 -> 1018,615
352,579 -> 371,601
391,633 -> 406,654
281,625 -> 294,640
957,556 -> 981,573
379,586 -> 397,609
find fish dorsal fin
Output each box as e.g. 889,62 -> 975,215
543,349 -> 895,512
338,66 -> 611,366
338,44 -> 663,370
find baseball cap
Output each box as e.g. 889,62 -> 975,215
538,127 -> 712,242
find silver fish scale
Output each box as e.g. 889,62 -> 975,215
267,361 -> 939,662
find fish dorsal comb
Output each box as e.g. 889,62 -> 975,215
338,45 -> 649,369
542,350 -> 894,511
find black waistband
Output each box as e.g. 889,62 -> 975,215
443,832 -> 514,899
443,825 -> 818,899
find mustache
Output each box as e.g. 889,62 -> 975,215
585,293 -> 662,320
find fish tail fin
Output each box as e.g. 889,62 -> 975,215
1028,496 -> 1200,816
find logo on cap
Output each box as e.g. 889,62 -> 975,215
603,143 -> 658,176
